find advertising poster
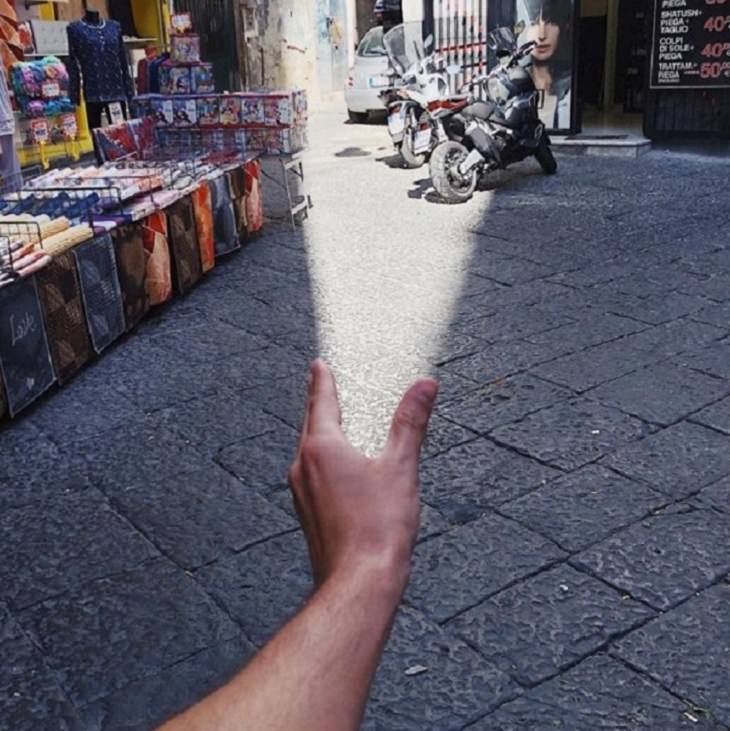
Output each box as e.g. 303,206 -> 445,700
489,0 -> 577,132
650,0 -> 730,89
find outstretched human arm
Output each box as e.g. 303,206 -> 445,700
158,359 -> 438,731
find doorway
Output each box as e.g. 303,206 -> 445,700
577,0 -> 649,135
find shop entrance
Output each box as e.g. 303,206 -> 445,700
577,0 -> 649,136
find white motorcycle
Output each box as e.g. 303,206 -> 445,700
380,24 -> 461,169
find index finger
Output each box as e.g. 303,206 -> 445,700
307,359 -> 342,436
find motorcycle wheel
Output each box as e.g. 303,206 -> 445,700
430,141 -> 477,204
535,140 -> 558,175
399,128 -> 427,169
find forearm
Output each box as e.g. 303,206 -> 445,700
159,561 -> 404,731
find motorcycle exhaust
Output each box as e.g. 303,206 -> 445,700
458,148 -> 486,176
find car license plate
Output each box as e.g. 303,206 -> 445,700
413,128 -> 431,153
369,74 -> 391,88
388,113 -> 405,135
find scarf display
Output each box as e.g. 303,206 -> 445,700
244,159 -> 264,234
209,174 -> 238,257
0,277 -> 55,416
166,195 -> 202,296
191,182 -> 215,273
111,223 -> 149,330
141,210 -> 172,306
226,166 -> 247,247
36,251 -> 92,384
73,233 -> 125,354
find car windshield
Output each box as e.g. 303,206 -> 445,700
358,26 -> 385,57
383,22 -> 424,77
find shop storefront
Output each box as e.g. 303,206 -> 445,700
403,0 -> 730,139
0,3 -> 308,422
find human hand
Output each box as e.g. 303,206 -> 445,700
288,359 -> 439,595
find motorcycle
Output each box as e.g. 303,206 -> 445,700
380,24 -> 462,169
429,27 -> 557,204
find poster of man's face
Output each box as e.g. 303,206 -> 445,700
514,0 -> 575,131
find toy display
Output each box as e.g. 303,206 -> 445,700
171,34 -> 200,64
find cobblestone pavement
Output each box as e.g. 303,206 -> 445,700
2,101 -> 729,730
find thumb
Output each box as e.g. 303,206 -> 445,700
384,378 -> 439,464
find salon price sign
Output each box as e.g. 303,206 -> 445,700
651,0 -> 730,88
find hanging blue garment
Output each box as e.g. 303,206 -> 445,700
67,19 -> 134,105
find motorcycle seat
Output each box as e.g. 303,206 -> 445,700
462,100 -> 495,121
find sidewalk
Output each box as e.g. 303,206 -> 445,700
0,104 -> 728,730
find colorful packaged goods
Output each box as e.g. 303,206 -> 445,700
197,96 -> 219,126
191,63 -> 214,93
219,95 -> 242,127
173,97 -> 197,127
171,34 -> 201,63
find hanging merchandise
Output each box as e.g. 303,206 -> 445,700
190,183 -> 215,274
141,210 -> 173,306
244,160 -> 264,234
111,223 -> 149,331
208,174 -> 238,257
10,56 -> 74,118
166,196 -> 202,296
0,277 -> 56,417
73,233 -> 126,354
67,18 -> 134,127
36,251 -> 93,384
0,0 -> 20,75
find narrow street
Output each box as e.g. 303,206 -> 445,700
2,100 -> 729,730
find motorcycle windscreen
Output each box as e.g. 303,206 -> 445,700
383,22 -> 425,79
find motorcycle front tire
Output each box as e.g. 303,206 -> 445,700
535,140 -> 558,175
399,132 -> 427,169
430,141 -> 477,204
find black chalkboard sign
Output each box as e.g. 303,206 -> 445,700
0,278 -> 56,417
651,0 -> 730,89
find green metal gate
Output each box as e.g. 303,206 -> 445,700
173,0 -> 240,91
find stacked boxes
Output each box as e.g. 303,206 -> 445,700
241,90 -> 308,155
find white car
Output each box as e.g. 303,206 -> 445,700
344,26 -> 393,122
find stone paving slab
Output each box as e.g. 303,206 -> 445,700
70,418 -> 209,495
0,604 -> 82,731
438,374 -> 572,434
0,490 -> 156,611
467,654 -> 722,730
675,341 -> 730,381
447,564 -> 654,687
420,437 -> 561,521
18,558 -> 239,707
195,531 -> 312,647
405,514 -> 566,623
690,396 -> 730,435
586,362 -> 728,426
362,607 -> 519,731
571,505 -> 730,611
530,338 -> 660,393
110,464 -> 297,570
691,476 -> 729,513
490,398 -> 651,471
613,582 -> 730,726
602,421 -> 730,498
500,464 -> 668,552
214,426 -> 300,492
79,636 -> 255,731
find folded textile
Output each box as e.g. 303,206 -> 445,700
42,224 -> 94,257
111,223 -> 149,330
